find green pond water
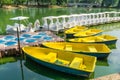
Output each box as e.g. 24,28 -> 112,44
0,7 -> 120,80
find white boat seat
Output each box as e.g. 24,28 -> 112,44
69,57 -> 83,69
88,46 -> 97,52
65,45 -> 72,51
97,37 -> 107,41
55,58 -> 70,66
43,52 -> 57,63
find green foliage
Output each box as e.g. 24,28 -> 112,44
112,0 -> 119,7
0,57 -> 17,64
101,0 -> 120,7
117,0 -> 120,7
1,0 -> 13,4
13,0 -> 26,5
94,0 -> 103,5
0,0 -> 120,8
102,0 -> 112,7
96,59 -> 109,66
51,0 -> 57,5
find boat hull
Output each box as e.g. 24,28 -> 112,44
66,33 -> 75,38
65,26 -> 88,38
42,42 -> 111,58
22,47 -> 96,77
79,52 -> 109,58
68,35 -> 117,45
26,54 -> 91,77
96,40 -> 117,45
74,29 -> 103,38
68,40 -> 117,45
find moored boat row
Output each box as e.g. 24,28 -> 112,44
22,25 -> 117,78
65,26 -> 88,38
65,25 -> 117,45
22,40 -> 111,77
22,28 -> 115,78
65,26 -> 103,38
74,29 -> 103,38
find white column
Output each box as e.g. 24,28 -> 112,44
42,17 -> 49,30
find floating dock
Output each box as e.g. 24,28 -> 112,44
0,31 -> 64,58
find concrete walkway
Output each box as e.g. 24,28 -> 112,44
93,73 -> 120,80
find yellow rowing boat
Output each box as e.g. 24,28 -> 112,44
65,26 -> 88,38
74,29 -> 103,37
42,42 -> 111,58
69,34 -> 117,45
22,46 -> 97,77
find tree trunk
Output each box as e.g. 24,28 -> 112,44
36,0 -> 40,6
101,0 -> 105,7
26,0 -> 29,6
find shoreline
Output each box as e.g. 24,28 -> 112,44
1,5 -> 64,9
1,5 -> 28,9
1,4 -> 120,9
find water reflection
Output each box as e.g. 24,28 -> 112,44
94,49 -> 120,78
94,66 -> 118,78
0,60 -> 22,80
96,59 -> 109,66
20,59 -> 24,80
107,49 -> 120,69
91,22 -> 120,32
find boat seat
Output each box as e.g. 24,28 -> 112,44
81,33 -> 87,36
73,29 -> 80,32
55,58 -> 70,66
88,40 -> 95,42
88,46 -> 97,52
86,32 -> 95,35
65,45 -> 72,51
69,57 -> 83,69
44,52 -> 57,63
80,64 -> 86,70
82,39 -> 95,42
97,37 -> 107,41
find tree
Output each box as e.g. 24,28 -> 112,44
101,0 -> 118,7
117,0 -> 120,7
36,0 -> 40,6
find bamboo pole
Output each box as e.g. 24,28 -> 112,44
17,27 -> 21,54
